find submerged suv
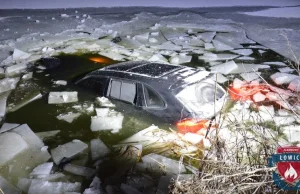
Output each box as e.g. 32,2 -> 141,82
76,61 -> 226,130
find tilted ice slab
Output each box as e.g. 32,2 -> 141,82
0,123 -> 20,134
204,43 -> 215,51
30,162 -> 53,176
0,91 -> 10,117
151,41 -> 182,51
214,31 -> 255,48
48,92 -> 78,104
263,61 -> 287,67
5,63 -> 27,75
50,140 -> 88,164
0,77 -> 20,94
236,56 -> 256,61
197,32 -> 216,43
90,138 -> 111,160
0,176 -> 22,194
28,180 -> 81,194
12,48 -> 31,61
230,63 -> 270,74
198,52 -> 239,62
270,72 -> 299,85
169,54 -> 192,64
96,97 -> 115,107
136,153 -> 186,175
240,72 -> 261,82
212,39 -> 234,51
210,61 -> 238,75
231,49 -> 253,56
0,132 -> 29,165
288,78 -> 300,92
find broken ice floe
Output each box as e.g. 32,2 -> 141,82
169,54 -> 192,64
270,72 -> 299,85
210,60 -> 237,75
63,164 -> 96,178
96,97 -> 115,107
0,176 -> 22,194
197,32 -> 216,43
90,138 -> 111,160
230,49 -> 253,56
0,123 -> 20,134
263,61 -> 287,66
288,78 -> 300,92
30,162 -> 53,176
50,140 -> 88,164
0,77 -> 20,94
57,112 -> 81,123
212,39 -> 234,51
90,108 -> 124,132
198,52 -> 239,62
53,80 -> 67,86
48,92 -> 78,104
136,153 -> 186,176
5,63 -> 27,75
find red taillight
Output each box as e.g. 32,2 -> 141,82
176,119 -> 209,134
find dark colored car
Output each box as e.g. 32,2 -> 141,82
76,61 -> 226,131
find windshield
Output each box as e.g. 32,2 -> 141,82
175,79 -> 226,118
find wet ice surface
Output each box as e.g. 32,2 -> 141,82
0,6 -> 300,194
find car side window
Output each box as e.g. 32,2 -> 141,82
143,85 -> 165,108
109,80 -> 136,104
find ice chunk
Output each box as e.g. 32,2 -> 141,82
182,133 -> 204,145
236,56 -> 255,61
210,60 -> 238,75
0,123 -> 19,133
233,78 -> 245,89
22,72 -> 33,80
278,67 -> 295,73
61,14 -> 69,17
270,73 -> 299,85
0,77 -> 20,94
120,184 -> 142,194
0,132 -> 28,165
0,91 -> 10,117
204,43 -> 215,51
148,53 -> 168,63
98,51 -> 126,61
197,32 -> 216,43
198,53 -> 239,62
288,78 -> 300,92
83,176 -> 103,194
12,48 -> 31,61
136,153 -> 186,175
96,97 -> 115,107
50,140 -> 88,164
240,72 -> 261,82
48,92 -> 78,104
169,54 -> 192,64
57,112 -> 81,123
274,116 -> 295,126
30,162 -> 53,176
152,41 -> 182,51
263,62 -> 287,67
90,109 -> 124,132
12,124 -> 44,148
63,164 -> 96,178
36,130 -> 60,140
231,49 -> 253,56
214,32 -> 255,47
28,180 -> 81,194
17,178 -> 32,193
134,32 -> 149,41
212,39 -> 234,51
230,63 -> 270,74
53,80 -> 67,86
0,176 -> 22,194
5,63 -> 27,75
90,139 -> 110,160
210,73 -> 228,84
253,92 -> 266,102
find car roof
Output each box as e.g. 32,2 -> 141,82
86,61 -> 211,91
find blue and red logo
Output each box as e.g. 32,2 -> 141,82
269,146 -> 300,190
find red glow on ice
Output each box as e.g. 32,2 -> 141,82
89,57 -> 113,64
228,84 -> 269,101
177,119 -> 212,134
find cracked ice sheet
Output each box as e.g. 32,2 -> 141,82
246,26 -> 300,63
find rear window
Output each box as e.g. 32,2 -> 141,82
143,85 -> 164,108
108,80 -> 136,104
